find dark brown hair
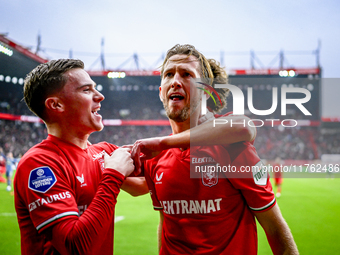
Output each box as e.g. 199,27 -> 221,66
24,59 -> 84,120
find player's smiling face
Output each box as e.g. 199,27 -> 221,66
59,68 -> 105,135
160,54 -> 202,122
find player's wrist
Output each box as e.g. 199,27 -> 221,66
104,167 -> 126,180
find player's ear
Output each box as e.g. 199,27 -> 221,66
159,86 -> 164,102
45,97 -> 64,113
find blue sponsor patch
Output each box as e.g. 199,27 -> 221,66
28,166 -> 57,193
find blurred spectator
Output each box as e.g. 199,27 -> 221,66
5,151 -> 20,191
0,147 -> 6,183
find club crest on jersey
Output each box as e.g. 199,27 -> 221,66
93,150 -> 106,172
201,164 -> 219,187
28,166 -> 57,193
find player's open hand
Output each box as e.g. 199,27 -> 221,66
104,148 -> 134,177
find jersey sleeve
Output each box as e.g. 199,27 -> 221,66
143,160 -> 163,211
15,145 -> 126,255
15,152 -> 80,232
43,169 -> 125,255
19,142 -> 121,232
227,144 -> 276,212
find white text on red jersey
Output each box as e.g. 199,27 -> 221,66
160,198 -> 222,215
28,191 -> 71,212
191,156 -> 216,164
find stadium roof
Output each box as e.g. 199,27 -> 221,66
0,34 -> 48,79
1,35 -> 322,77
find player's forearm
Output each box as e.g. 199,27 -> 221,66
47,170 -> 124,254
157,223 -> 162,253
266,227 -> 299,255
161,116 -> 255,148
191,115 -> 255,145
121,177 -> 149,196
255,205 -> 299,255
157,212 -> 164,253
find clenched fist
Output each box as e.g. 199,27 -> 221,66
104,148 -> 134,177
131,137 -> 167,175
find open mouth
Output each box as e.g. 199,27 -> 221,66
169,94 -> 185,101
92,109 -> 101,116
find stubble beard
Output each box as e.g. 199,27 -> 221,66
163,98 -> 200,123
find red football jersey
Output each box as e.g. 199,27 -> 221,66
14,134 -> 122,255
144,142 -> 276,255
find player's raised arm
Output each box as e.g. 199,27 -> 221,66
131,115 -> 256,172
166,114 -> 256,147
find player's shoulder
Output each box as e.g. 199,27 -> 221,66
21,139 -> 62,161
15,140 -> 63,186
223,141 -> 258,164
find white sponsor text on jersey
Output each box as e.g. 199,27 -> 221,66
192,156 -> 216,164
92,150 -> 106,161
160,198 -> 222,215
28,191 -> 71,212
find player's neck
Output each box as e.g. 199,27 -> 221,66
170,110 -> 200,135
170,120 -> 191,135
46,123 -> 90,149
170,117 -> 198,135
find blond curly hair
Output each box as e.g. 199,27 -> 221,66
161,44 -> 229,113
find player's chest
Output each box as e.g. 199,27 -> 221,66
153,154 -> 238,201
67,154 -> 105,212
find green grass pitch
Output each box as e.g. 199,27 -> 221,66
0,177 -> 339,254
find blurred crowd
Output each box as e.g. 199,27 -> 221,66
1,89 -> 339,160
1,117 -> 340,161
